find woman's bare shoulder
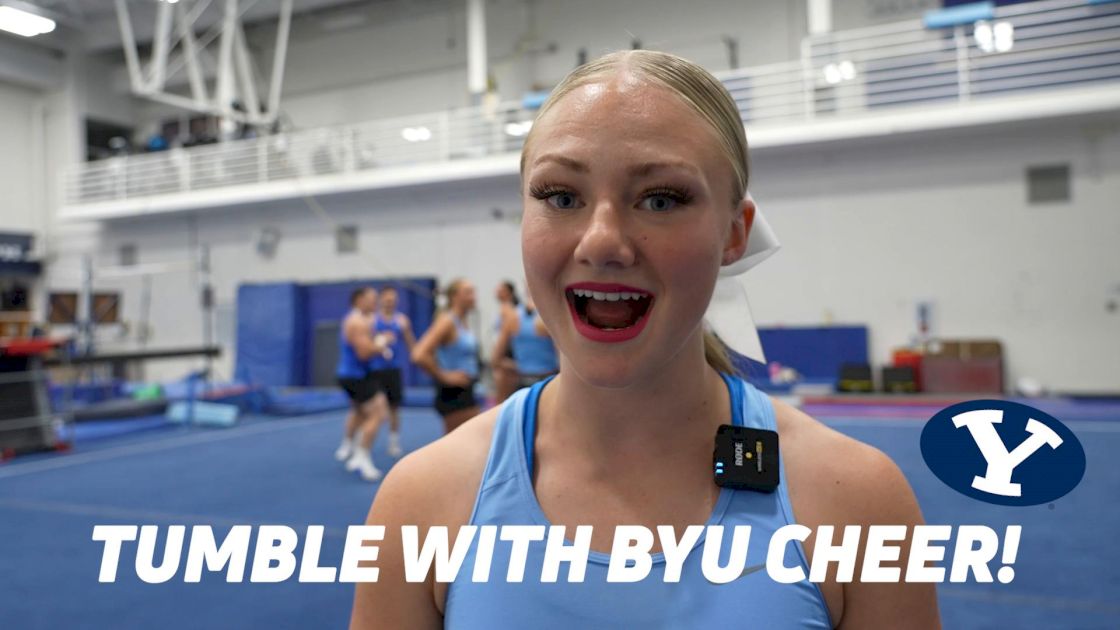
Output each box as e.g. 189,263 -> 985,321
368,407 -> 501,528
770,397 -> 922,527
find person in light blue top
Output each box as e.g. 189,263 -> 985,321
353,51 -> 939,629
444,374 -> 830,629
491,280 -> 526,403
412,278 -> 480,434
492,299 -> 558,391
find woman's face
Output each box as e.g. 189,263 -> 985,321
521,76 -> 746,388
495,284 -> 512,303
454,282 -> 477,311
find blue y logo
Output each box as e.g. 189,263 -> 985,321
921,400 -> 1086,506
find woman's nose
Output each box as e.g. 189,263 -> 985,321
573,200 -> 636,270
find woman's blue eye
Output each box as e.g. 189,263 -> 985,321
641,194 -> 678,212
548,192 -> 579,209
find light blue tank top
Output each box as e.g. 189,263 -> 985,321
444,374 -> 832,629
510,309 -> 558,376
335,321 -> 366,379
436,315 -> 478,379
368,312 -> 405,371
494,304 -> 526,332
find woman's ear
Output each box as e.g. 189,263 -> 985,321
722,197 -> 756,266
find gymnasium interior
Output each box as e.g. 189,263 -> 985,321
0,0 -> 1117,627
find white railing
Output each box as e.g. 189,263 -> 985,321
63,0 -> 1120,208
65,103 -> 537,205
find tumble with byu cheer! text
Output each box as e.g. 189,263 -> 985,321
92,524 -> 1022,584
92,401 -> 1085,587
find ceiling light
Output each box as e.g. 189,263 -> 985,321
993,21 -> 1014,53
0,5 -> 56,37
823,64 -> 842,85
504,121 -> 532,137
975,20 -> 1013,54
822,61 -> 857,85
401,127 -> 432,142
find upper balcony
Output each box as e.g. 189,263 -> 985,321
60,0 -> 1120,222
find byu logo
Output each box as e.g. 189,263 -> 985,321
921,400 -> 1085,506
952,409 -> 1062,497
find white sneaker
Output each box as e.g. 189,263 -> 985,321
334,438 -> 353,462
387,432 -> 403,458
346,451 -> 382,482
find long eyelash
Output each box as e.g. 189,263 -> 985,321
644,186 -> 694,204
528,183 -> 570,199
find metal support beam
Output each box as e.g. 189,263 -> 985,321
267,0 -> 292,120
467,0 -> 488,101
148,0 -> 174,91
175,1 -> 208,103
808,0 -> 832,36
114,0 -> 143,91
216,0 -> 238,119
113,0 -> 289,127
233,22 -> 260,123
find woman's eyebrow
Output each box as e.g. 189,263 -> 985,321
531,154 -> 589,173
530,156 -> 700,178
628,161 -> 700,178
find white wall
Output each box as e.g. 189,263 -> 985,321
47,116 -> 1120,392
744,118 -> 1120,393
528,0 -> 802,82
72,0 -> 949,139
0,81 -> 40,234
0,33 -> 84,243
230,0 -> 804,129
0,42 -> 101,320
23,0 -> 1120,393
84,55 -> 137,128
0,35 -> 65,91
831,0 -> 940,31
47,176 -> 525,382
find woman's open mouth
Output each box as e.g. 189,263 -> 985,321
564,282 -> 654,343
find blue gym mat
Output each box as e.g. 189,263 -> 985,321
64,415 -> 171,443
0,402 -> 1116,629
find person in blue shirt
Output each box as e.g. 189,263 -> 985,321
368,287 -> 417,457
411,278 -> 480,434
490,280 -> 525,403
335,286 -> 395,482
353,51 -> 939,629
492,298 -> 558,392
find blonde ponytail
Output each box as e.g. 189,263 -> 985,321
703,329 -> 738,376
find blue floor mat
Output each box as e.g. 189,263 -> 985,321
65,415 -> 171,443
1,404 -> 1116,629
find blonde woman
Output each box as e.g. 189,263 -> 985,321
492,298 -> 557,392
354,51 -> 938,629
411,279 -> 481,434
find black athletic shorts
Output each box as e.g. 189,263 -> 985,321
370,368 -> 403,408
338,374 -> 379,405
434,382 -> 478,417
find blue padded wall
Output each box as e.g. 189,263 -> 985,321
731,325 -> 871,387
756,326 -> 870,381
301,278 -> 435,387
235,278 -> 436,388
234,283 -> 306,387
